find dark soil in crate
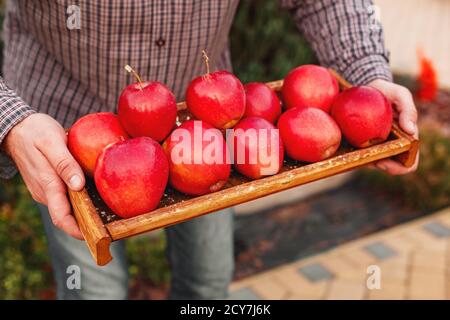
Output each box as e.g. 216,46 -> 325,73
86,139 -> 363,224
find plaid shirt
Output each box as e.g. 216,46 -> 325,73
0,0 -> 391,178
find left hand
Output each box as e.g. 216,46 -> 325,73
367,79 -> 419,175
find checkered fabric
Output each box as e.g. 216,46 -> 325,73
0,0 -> 391,178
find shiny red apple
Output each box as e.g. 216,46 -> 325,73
118,74 -> 177,142
94,137 -> 169,219
186,70 -> 245,129
163,120 -> 231,196
68,112 -> 129,176
278,107 -> 341,162
231,117 -> 284,179
331,86 -> 393,148
244,82 -> 281,124
281,64 -> 339,113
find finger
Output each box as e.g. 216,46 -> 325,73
390,88 -> 418,138
14,155 -> 47,203
44,175 -> 84,240
364,163 -> 378,170
37,136 -> 85,191
375,158 -> 417,175
375,159 -> 407,175
30,189 -> 46,204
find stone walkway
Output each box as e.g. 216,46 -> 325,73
230,207 -> 450,300
374,0 -> 450,89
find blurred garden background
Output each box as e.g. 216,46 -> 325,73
1,0 -> 450,299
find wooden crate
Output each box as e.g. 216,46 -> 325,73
68,73 -> 419,265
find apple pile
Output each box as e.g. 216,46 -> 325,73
68,58 -> 393,219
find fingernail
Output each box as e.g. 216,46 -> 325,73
407,121 -> 417,134
69,175 -> 82,190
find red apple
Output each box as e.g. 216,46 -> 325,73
278,107 -> 341,162
94,137 -> 169,219
163,120 -> 231,196
118,66 -> 177,141
231,117 -> 284,179
331,86 -> 393,148
186,70 -> 245,129
281,64 -> 339,113
68,112 -> 129,176
244,82 -> 281,124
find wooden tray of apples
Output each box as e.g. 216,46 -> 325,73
68,63 -> 419,266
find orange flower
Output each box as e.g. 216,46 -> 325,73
416,48 -> 438,102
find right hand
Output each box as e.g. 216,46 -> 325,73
3,113 -> 85,239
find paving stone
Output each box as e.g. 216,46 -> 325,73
228,287 -> 260,300
274,267 -> 328,298
326,280 -> 366,300
320,255 -> 367,282
342,249 -> 377,268
364,241 -> 397,260
423,221 -> 450,238
411,250 -> 447,273
231,208 -> 450,301
383,234 -> 417,254
285,293 -> 324,300
367,283 -> 406,300
250,275 -> 288,300
298,263 -> 334,283
403,229 -> 448,252
408,272 -> 446,300
377,256 -> 409,285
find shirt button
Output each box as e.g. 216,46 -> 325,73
155,37 -> 166,47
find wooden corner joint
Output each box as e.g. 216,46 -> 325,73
68,188 -> 113,266
391,123 -> 420,168
92,235 -> 113,266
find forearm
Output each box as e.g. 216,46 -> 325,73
0,77 -> 35,178
280,0 -> 392,85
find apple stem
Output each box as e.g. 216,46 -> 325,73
201,50 -> 210,75
124,64 -> 144,90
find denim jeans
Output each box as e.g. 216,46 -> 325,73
37,204 -> 234,300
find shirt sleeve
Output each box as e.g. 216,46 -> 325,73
279,0 -> 393,85
0,77 -> 35,179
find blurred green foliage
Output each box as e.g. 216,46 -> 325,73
127,233 -> 171,287
0,176 -> 172,299
0,176 -> 52,299
231,0 -> 316,82
359,127 -> 450,212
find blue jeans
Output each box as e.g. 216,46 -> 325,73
37,204 -> 234,300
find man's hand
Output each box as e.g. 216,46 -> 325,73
367,79 -> 419,175
4,113 -> 85,239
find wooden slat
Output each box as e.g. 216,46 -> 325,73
391,123 -> 420,167
68,188 -> 112,266
106,135 -> 412,240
